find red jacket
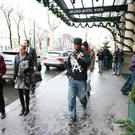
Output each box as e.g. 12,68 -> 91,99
0,55 -> 6,84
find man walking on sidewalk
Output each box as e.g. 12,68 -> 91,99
97,49 -> 104,74
103,46 -> 109,69
113,47 -> 124,76
0,55 -> 6,119
67,37 -> 90,125
81,41 -> 94,97
24,40 -> 37,94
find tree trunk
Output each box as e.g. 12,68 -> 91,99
9,26 -> 12,49
17,24 -> 20,45
51,31 -> 54,51
39,42 -> 41,49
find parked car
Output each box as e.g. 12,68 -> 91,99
1,49 -> 41,79
67,50 -> 74,56
44,51 -> 68,70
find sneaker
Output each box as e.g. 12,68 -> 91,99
68,117 -> 76,125
117,74 -> 120,76
113,74 -> 117,75
87,91 -> 90,97
98,71 -> 100,73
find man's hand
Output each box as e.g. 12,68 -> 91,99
106,56 -> 108,58
72,53 -> 77,59
68,76 -> 74,80
34,66 -> 37,71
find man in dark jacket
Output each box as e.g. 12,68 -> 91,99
97,49 -> 104,74
24,40 -> 37,94
113,47 -> 124,76
67,37 -> 90,125
0,55 -> 6,119
103,46 -> 109,69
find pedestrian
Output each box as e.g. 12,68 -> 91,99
103,46 -> 109,69
0,55 -> 6,119
113,47 -> 124,76
67,37 -> 90,125
81,41 -> 95,97
14,45 -> 33,116
129,45 -> 135,85
24,40 -> 37,95
97,49 -> 104,74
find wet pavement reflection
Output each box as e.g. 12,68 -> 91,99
3,61 -> 64,106
0,64 -> 128,135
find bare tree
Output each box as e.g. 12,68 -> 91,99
62,34 -> 74,50
20,19 -> 28,39
36,27 -> 48,49
13,6 -> 24,45
0,4 -> 13,49
47,12 -> 61,51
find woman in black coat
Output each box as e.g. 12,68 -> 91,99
14,45 -> 33,116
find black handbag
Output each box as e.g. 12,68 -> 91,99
33,71 -> 42,83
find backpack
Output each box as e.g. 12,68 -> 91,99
121,74 -> 132,95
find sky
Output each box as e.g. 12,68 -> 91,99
0,0 -> 110,43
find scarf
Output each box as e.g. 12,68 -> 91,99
18,52 -> 27,78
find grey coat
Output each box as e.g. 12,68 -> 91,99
14,52 -> 33,89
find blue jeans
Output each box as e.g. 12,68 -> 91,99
131,71 -> 135,86
68,79 -> 87,118
115,62 -> 120,75
103,57 -> 108,68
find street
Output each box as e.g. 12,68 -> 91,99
3,62 -> 64,106
0,64 -> 128,135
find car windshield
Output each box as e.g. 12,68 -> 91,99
46,53 -> 60,58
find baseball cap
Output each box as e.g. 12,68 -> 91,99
73,38 -> 82,44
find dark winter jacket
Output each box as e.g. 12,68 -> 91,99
13,52 -> 34,80
0,55 -> 6,84
29,47 -> 37,67
103,49 -> 109,57
129,54 -> 135,71
113,51 -> 124,63
67,49 -> 90,81
97,52 -> 104,60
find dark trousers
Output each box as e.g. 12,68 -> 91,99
0,84 -> 5,113
18,89 -> 30,109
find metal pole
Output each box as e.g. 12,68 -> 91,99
33,20 -> 35,48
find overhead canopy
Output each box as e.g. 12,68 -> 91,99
53,0 -> 127,23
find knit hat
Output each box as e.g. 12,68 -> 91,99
82,41 -> 88,48
73,38 -> 82,44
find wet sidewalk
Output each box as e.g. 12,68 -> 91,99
0,64 -> 128,135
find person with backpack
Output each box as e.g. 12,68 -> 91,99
81,41 -> 95,97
